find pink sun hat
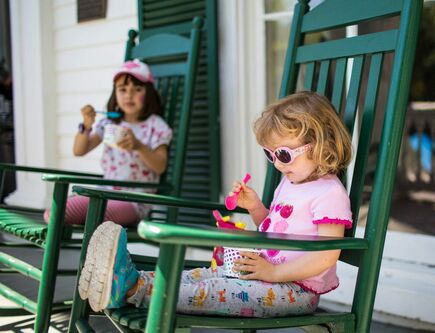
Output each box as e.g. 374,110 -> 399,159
113,59 -> 155,84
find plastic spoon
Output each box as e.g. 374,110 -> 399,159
95,110 -> 123,119
225,173 -> 251,210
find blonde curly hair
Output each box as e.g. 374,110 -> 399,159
253,91 -> 352,178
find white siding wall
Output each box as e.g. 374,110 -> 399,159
7,0 -> 138,207
53,0 -> 137,173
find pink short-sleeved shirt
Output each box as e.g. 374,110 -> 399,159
93,114 -> 172,217
258,175 -> 352,294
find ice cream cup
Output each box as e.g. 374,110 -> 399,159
223,247 -> 261,278
103,124 -> 127,148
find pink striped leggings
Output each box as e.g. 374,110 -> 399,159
43,195 -> 141,227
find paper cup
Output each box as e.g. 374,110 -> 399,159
223,247 -> 260,278
103,124 -> 127,148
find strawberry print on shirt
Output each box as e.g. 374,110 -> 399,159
94,115 -> 172,218
259,175 -> 353,294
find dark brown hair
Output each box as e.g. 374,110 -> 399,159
107,74 -> 163,124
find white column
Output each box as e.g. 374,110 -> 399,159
6,0 -> 57,208
218,0 -> 266,209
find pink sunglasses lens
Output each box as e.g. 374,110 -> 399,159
275,148 -> 292,163
263,149 -> 275,163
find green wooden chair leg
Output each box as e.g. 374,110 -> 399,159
145,243 -> 186,333
34,182 -> 68,333
68,197 -> 107,333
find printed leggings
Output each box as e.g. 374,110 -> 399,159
127,266 -> 319,318
43,195 -> 141,226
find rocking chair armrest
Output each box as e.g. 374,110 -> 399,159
71,185 -> 247,213
0,162 -> 102,178
138,221 -> 369,252
43,174 -> 171,191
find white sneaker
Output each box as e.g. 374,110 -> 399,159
78,221 -> 122,312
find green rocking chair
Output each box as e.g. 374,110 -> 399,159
0,17 -> 203,333
69,0 -> 422,332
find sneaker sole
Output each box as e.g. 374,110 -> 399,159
78,222 -> 106,300
80,221 -> 122,312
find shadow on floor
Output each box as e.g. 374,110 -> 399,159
389,190 -> 435,235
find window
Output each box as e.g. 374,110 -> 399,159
264,0 -> 296,103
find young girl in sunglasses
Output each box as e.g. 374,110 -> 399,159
78,91 -> 353,318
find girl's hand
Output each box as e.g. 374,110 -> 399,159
229,181 -> 261,211
233,251 -> 277,282
80,105 -> 96,129
117,128 -> 141,151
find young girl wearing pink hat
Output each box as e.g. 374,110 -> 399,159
44,59 -> 172,226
